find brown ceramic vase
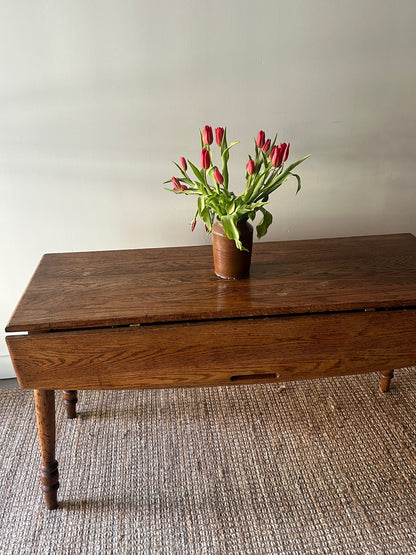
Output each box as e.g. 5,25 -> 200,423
212,220 -> 253,279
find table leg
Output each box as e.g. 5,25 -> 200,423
63,390 -> 78,419
34,390 -> 59,510
380,369 -> 394,392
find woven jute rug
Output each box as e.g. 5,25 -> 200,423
1,368 -> 415,555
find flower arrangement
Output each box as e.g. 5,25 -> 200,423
166,126 -> 309,250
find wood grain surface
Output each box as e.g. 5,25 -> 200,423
8,309 -> 416,390
5,234 -> 416,333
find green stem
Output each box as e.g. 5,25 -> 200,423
223,164 -> 229,191
245,174 -> 252,194
202,170 -> 214,196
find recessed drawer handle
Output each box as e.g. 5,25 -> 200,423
230,373 -> 278,382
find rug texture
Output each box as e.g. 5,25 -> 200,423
0,368 -> 415,554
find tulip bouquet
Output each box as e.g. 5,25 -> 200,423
166,125 -> 309,250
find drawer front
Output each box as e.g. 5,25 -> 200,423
6,309 -> 416,390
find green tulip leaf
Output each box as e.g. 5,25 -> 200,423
188,159 -> 204,183
220,128 -> 228,155
227,199 -> 236,214
292,173 -> 302,194
220,213 -> 246,251
282,155 -> 311,176
199,195 -> 214,227
172,161 -> 189,179
256,208 -> 273,239
221,141 -> 239,165
197,195 -> 205,216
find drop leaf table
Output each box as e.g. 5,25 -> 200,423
5,234 -> 416,509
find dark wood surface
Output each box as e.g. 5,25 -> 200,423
6,234 -> 416,332
8,309 -> 416,390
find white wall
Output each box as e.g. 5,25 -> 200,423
1,0 -> 415,378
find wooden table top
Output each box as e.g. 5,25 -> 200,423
6,234 -> 416,333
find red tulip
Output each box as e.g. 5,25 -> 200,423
269,146 -> 278,167
282,142 -> 290,162
256,130 -> 265,148
201,148 -> 211,169
271,146 -> 284,167
215,127 -> 224,147
246,159 -> 255,175
180,184 -> 187,191
202,125 -> 213,145
213,168 -> 224,185
191,219 -> 196,232
171,176 -> 181,190
262,139 -> 271,153
277,146 -> 285,166
179,157 -> 187,171
278,143 -> 287,162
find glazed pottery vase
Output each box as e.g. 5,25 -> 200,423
212,220 -> 253,279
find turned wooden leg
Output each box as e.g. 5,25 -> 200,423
380,369 -> 394,392
63,390 -> 78,419
34,390 -> 59,510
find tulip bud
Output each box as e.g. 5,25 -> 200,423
201,148 -> 211,169
262,139 -> 271,153
191,219 -> 196,232
282,142 -> 290,162
180,184 -> 187,191
246,159 -> 255,175
179,157 -> 187,171
256,130 -> 265,148
171,176 -> 181,190
202,125 -> 213,145
271,146 -> 285,168
270,146 -> 281,167
215,127 -> 224,147
277,147 -> 285,166
213,168 -> 224,185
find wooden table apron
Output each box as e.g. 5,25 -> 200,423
5,234 -> 416,510
7,309 -> 416,391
